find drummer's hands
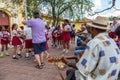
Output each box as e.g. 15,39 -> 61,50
61,56 -> 68,64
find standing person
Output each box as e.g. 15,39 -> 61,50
70,24 -> 76,43
11,23 -> 23,59
56,25 -> 62,49
50,23 -> 55,46
22,11 -> 46,69
62,19 -> 71,54
24,27 -> 33,59
109,17 -> 120,32
52,27 -> 58,47
62,16 -> 120,80
45,25 -> 50,58
0,26 -> 10,57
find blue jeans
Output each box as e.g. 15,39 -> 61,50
74,46 -> 86,62
75,46 -> 86,50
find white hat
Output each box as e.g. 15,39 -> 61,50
87,16 -> 110,30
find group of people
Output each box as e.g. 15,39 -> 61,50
0,10 -> 120,80
0,11 -> 76,69
46,20 -> 76,53
60,16 -> 120,80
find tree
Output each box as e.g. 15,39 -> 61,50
11,0 -> 94,25
89,0 -> 118,16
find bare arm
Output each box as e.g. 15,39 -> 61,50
62,57 -> 77,69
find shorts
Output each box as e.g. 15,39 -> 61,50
33,42 -> 46,54
25,39 -> 33,48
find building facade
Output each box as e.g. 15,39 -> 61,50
0,0 -> 24,33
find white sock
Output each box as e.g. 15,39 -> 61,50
26,53 -> 29,57
13,55 -> 16,57
18,51 -> 21,54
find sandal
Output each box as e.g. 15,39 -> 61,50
35,65 -> 43,69
41,62 -> 45,66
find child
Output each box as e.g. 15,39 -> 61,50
52,27 -> 58,47
24,27 -> 33,59
11,23 -> 23,59
56,25 -> 62,49
62,19 -> 71,54
0,26 -> 10,57
45,25 -> 50,58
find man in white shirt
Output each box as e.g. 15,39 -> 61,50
62,16 -> 120,80
109,17 -> 120,32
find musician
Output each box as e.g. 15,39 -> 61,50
62,16 -> 120,80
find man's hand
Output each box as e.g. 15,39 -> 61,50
61,56 -> 68,64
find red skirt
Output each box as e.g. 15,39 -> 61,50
1,37 -> 10,45
12,36 -> 22,46
62,32 -> 70,41
25,39 -> 33,48
57,35 -> 62,40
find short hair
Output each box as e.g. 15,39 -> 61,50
73,24 -> 75,27
113,17 -> 117,19
64,19 -> 69,24
33,11 -> 40,18
20,26 -> 24,29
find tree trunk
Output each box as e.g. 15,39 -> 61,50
51,0 -> 56,26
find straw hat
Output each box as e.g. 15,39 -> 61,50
87,16 -> 110,30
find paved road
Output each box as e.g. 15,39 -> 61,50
0,43 -> 75,80
0,43 -> 120,80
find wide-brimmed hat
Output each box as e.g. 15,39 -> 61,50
87,16 -> 110,30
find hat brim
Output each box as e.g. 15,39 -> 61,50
87,23 -> 110,30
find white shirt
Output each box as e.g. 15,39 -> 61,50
0,31 -> 10,37
64,25 -> 71,31
12,30 -> 17,36
109,22 -> 120,32
76,33 -> 120,80
24,28 -> 32,39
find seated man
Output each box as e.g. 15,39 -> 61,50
74,25 -> 92,62
62,16 -> 120,80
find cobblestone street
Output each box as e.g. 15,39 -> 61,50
0,43 -> 75,80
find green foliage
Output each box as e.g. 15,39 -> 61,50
11,0 -> 94,23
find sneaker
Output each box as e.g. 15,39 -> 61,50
12,57 -> 19,60
62,49 -> 66,53
0,54 -> 4,58
31,52 -> 34,57
35,65 -> 43,69
41,62 -> 45,66
65,50 -> 69,54
57,46 -> 60,49
17,54 -> 22,58
25,56 -> 30,60
5,54 -> 10,56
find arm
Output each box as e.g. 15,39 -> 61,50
65,56 -> 77,59
62,56 -> 77,69
22,20 -> 32,27
81,41 -> 87,46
